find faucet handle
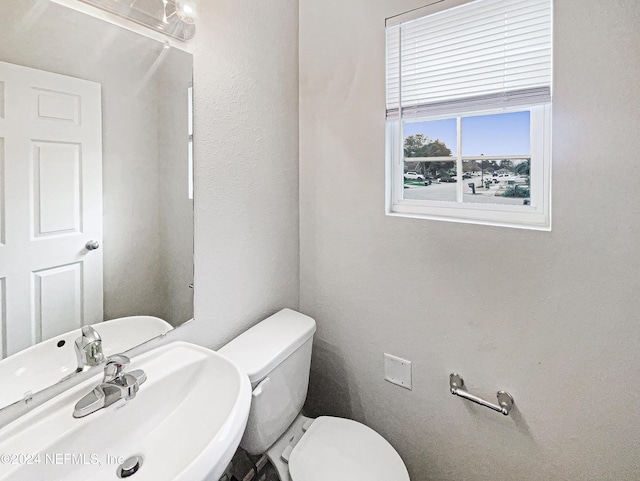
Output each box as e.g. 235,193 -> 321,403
75,325 -> 104,371
104,354 -> 130,383
81,325 -> 102,343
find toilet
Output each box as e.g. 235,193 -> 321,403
218,309 -> 410,481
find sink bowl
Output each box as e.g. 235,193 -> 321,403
0,316 -> 173,409
0,342 -> 251,481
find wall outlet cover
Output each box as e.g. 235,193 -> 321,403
384,353 -> 412,390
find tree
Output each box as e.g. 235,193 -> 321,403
484,160 -> 498,174
403,135 -> 453,177
514,159 -> 530,176
422,139 -> 452,157
500,159 -> 514,171
404,135 -> 452,158
464,159 -> 479,172
404,134 -> 429,157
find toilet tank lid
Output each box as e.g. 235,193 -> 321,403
218,309 -> 316,384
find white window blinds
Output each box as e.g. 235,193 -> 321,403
386,0 -> 552,120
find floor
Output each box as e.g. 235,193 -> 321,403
220,448 -> 280,481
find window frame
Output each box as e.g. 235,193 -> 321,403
385,0 -> 553,230
386,104 -> 552,230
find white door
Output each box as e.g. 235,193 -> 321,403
0,61 -> 103,358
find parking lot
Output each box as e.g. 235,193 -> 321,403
403,175 -> 529,205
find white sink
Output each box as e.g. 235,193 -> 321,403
0,316 -> 173,409
0,342 -> 251,481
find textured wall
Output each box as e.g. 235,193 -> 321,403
299,0 -> 640,480
173,0 -> 301,348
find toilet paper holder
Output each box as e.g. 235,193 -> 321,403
449,373 -> 514,416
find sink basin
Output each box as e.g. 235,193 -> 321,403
0,341 -> 251,481
0,316 -> 173,409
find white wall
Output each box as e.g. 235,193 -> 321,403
173,0 -> 300,348
299,1 -> 640,480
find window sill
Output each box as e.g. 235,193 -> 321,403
386,205 -> 551,231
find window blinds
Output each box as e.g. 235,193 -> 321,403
386,0 -> 552,120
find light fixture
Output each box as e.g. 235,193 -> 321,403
77,0 -> 197,41
175,0 -> 196,24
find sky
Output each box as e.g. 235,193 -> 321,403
403,111 -> 530,157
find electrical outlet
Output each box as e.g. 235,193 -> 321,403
384,353 -> 412,390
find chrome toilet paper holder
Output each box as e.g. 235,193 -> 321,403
449,373 -> 514,416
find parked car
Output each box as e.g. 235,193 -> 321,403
462,173 -> 472,179
404,171 -> 425,180
496,173 -> 515,180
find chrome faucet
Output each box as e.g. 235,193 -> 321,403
73,354 -> 147,418
74,325 -> 105,372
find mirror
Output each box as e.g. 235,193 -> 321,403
0,0 -> 194,390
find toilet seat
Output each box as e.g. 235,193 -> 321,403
288,417 -> 410,481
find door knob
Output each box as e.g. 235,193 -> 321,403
85,240 -> 100,251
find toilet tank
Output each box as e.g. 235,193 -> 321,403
218,309 -> 316,455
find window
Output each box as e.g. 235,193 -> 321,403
385,0 -> 552,230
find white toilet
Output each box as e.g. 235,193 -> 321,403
218,309 -> 410,481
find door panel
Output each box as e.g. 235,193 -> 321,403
32,141 -> 82,236
33,263 -> 83,341
33,88 -> 80,124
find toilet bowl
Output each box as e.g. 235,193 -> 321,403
218,309 -> 410,481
